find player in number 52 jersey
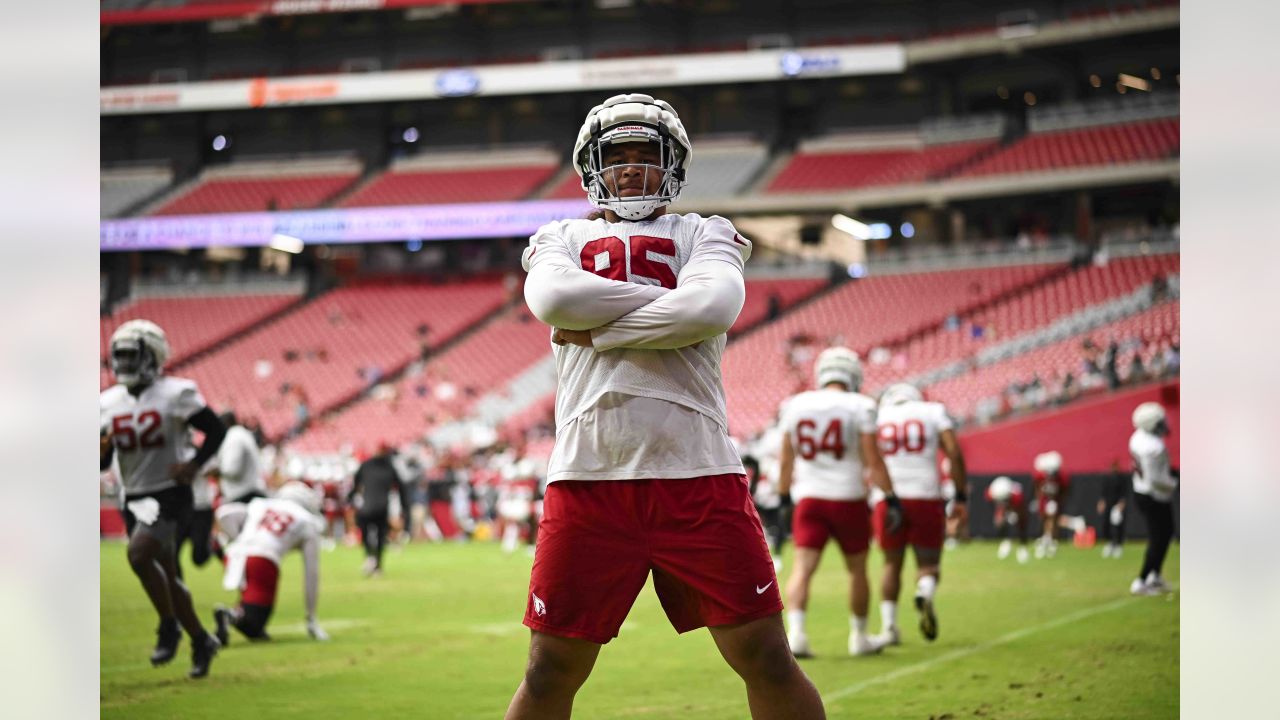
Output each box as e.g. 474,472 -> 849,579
871,383 -> 968,645
778,347 -> 900,659
100,319 -> 227,678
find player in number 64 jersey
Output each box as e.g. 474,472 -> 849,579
777,347 -> 900,659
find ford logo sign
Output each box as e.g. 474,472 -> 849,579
780,52 -> 841,77
436,69 -> 480,97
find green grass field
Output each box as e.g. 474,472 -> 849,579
101,539 -> 1178,719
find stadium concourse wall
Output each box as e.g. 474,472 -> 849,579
960,380 -> 1180,540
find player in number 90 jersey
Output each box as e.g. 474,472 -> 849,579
777,347 -> 899,659
871,383 -> 969,646
99,319 -> 227,678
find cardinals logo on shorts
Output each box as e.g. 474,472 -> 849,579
532,593 -> 547,617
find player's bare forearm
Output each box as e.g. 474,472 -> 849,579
778,434 -> 795,496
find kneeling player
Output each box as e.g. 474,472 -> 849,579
872,384 -> 968,644
1032,451 -> 1070,558
987,476 -> 1030,563
215,482 -> 328,643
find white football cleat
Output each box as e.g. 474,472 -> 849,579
875,626 -> 901,647
1046,540 -> 1058,558
1144,574 -> 1172,594
849,632 -> 886,656
1101,544 -> 1113,558
1016,547 -> 1030,564
788,633 -> 813,659
997,539 -> 1013,559
1111,544 -> 1123,559
1130,577 -> 1158,596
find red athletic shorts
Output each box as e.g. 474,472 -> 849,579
524,474 -> 782,644
240,556 -> 280,607
874,498 -> 946,552
792,498 -> 871,555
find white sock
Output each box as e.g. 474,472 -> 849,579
787,610 -> 806,635
880,600 -> 898,630
917,574 -> 938,601
851,615 -> 868,634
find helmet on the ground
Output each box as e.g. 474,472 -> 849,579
1033,451 -> 1063,475
814,346 -> 863,391
277,481 -> 323,516
880,383 -> 923,407
573,93 -> 692,220
1132,402 -> 1168,434
109,319 -> 170,387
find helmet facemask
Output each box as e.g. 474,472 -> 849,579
111,338 -> 159,388
581,123 -> 686,221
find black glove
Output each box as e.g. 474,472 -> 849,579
778,492 -> 793,509
884,494 -> 905,534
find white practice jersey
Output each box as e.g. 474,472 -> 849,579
227,497 -> 324,566
779,389 -> 878,502
218,425 -> 267,502
875,400 -> 955,500
1130,429 -> 1176,502
100,376 -> 206,496
523,213 -> 751,482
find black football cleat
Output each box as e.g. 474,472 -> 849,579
188,633 -> 220,679
915,595 -> 938,642
212,605 -> 232,648
150,618 -> 181,667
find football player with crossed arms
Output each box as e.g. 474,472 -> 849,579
508,93 -> 826,719
214,481 -> 329,643
777,347 -> 901,659
871,383 -> 968,645
100,320 -> 227,678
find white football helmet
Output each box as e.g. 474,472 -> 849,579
573,93 -> 692,221
1034,451 -> 1064,475
277,481 -> 323,516
988,476 -> 1015,502
814,346 -> 863,391
880,382 -> 923,407
109,319 -> 171,387
1132,402 -> 1168,434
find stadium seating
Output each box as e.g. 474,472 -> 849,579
150,157 -> 362,216
766,139 -> 995,192
732,277 -> 830,335
100,293 -> 301,387
102,166 -> 173,218
341,149 -> 558,207
178,281 -> 508,440
722,263 -> 1059,436
860,253 -> 1180,388
957,118 -> 1179,178
923,300 -> 1180,421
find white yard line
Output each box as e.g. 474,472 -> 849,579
824,594 -> 1145,705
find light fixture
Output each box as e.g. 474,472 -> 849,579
211,134 -> 229,152
900,222 -> 916,239
1089,74 -> 1102,88
832,213 -> 871,240
402,127 -> 420,143
1117,73 -> 1151,91
406,239 -> 423,252
1150,67 -> 1162,81
1024,91 -> 1037,106
269,233 -> 304,254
